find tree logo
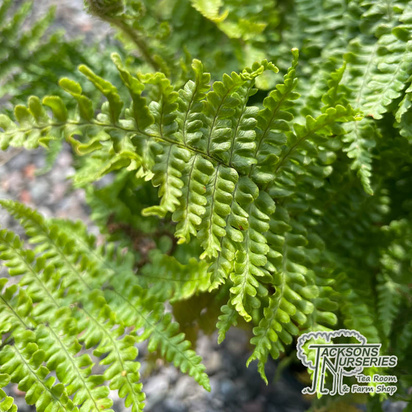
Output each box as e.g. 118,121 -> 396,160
296,329 -> 398,396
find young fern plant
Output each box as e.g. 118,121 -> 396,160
0,48 -> 360,409
0,0 -> 411,410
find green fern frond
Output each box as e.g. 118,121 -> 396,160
104,285 -> 211,391
342,118 -> 376,196
76,291 -> 145,412
251,49 -> 300,186
216,304 -> 238,344
336,273 -> 380,344
0,340 -> 78,411
36,309 -> 113,412
376,274 -> 402,338
140,251 -> 210,302
246,208 -> 325,383
0,229 -> 61,320
0,200 -> 211,408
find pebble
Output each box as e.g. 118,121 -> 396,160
173,375 -> 196,400
144,375 -> 169,410
219,379 -> 237,401
162,398 -> 188,412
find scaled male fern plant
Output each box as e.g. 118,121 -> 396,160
0,0 -> 411,411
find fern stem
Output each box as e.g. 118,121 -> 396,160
0,120 -> 231,175
105,16 -> 161,72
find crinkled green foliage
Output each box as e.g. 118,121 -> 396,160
0,0 -> 411,410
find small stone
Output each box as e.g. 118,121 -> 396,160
219,379 -> 237,401
204,351 -> 222,375
163,398 -> 188,412
144,375 -> 169,410
242,400 -> 264,412
144,375 -> 169,396
225,328 -> 248,356
173,375 -> 198,400
10,151 -> 32,170
2,171 -> 23,192
30,180 -> 50,204
19,189 -> 32,204
23,164 -> 36,180
383,401 -> 409,412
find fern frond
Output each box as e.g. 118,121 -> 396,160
1,216 -> 147,411
361,33 -> 412,119
342,118 -> 376,195
216,304 -> 238,344
175,59 -> 211,146
397,320 -> 412,361
76,291 -> 145,412
340,1 -> 412,193
0,341 -> 77,411
198,165 -> 239,259
0,373 -> 17,412
336,273 -> 380,343
0,279 -> 35,339
0,229 -> 61,319
36,309 -> 113,412
173,154 -> 214,244
376,274 -> 402,338
0,200 -> 101,292
229,183 -> 275,322
190,0 -> 228,23
140,251 -> 210,302
0,280 -> 77,410
246,208 -> 323,383
0,200 -> 210,407
251,49 -> 300,186
104,285 -> 211,391
142,144 -> 191,217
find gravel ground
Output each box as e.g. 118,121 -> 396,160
0,2 -> 409,412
